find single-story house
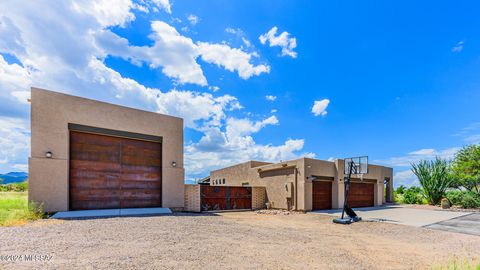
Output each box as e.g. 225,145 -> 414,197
209,158 -> 393,211
29,88 -> 185,212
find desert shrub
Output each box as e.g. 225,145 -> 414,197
402,187 -> 424,204
396,185 -> 406,194
411,158 -> 451,205
0,182 -> 28,192
458,192 -> 480,209
446,190 -> 463,206
445,190 -> 480,209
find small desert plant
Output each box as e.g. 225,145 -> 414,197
446,190 -> 464,206
396,185 -> 406,194
458,192 -> 480,209
446,190 -> 480,209
402,186 -> 424,204
431,257 -> 480,270
411,157 -> 451,205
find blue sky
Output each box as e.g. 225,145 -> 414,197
0,1 -> 479,186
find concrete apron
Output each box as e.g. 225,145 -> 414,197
311,205 -> 473,227
51,208 -> 172,219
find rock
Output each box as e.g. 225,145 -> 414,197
441,198 -> 450,209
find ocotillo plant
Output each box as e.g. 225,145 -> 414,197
411,157 -> 451,205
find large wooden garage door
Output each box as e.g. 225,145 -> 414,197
69,131 -> 162,210
348,182 -> 374,208
312,181 -> 332,210
200,186 -> 252,211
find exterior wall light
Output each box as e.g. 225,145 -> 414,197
171,161 -> 177,167
45,151 -> 53,158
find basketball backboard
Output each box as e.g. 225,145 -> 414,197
344,156 -> 368,175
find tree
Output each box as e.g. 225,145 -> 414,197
450,144 -> 480,195
411,157 -> 451,205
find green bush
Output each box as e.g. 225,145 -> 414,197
0,182 -> 28,192
402,187 -> 424,204
446,190 -> 480,209
446,190 -> 463,206
458,192 -> 480,209
396,185 -> 406,194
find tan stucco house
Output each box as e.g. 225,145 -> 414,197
210,158 -> 393,211
29,88 -> 185,212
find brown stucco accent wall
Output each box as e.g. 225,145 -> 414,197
29,87 -> 185,212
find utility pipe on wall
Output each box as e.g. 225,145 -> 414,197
294,167 -> 298,211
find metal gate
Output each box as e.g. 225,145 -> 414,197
200,186 -> 252,211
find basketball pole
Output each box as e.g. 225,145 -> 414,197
333,159 -> 362,224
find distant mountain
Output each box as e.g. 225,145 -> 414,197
0,172 -> 28,184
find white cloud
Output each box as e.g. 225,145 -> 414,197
71,0 -> 136,27
265,95 -> 277,101
226,116 -> 278,139
209,86 -> 220,92
311,99 -> 330,117
95,21 -> 208,86
0,1 -> 309,178
451,41 -> 464,53
376,147 -> 460,167
259,26 -> 297,58
225,27 -> 253,49
10,91 -> 30,104
96,21 -> 269,85
455,122 -> 480,144
408,148 -> 436,156
0,117 -> 30,173
394,170 -> 418,187
187,14 -> 199,25
186,115 -> 313,178
151,0 -> 172,14
197,42 -> 270,79
465,134 -> 480,144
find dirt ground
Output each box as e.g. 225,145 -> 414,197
1,211 -> 479,270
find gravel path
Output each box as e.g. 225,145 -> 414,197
1,212 -> 479,269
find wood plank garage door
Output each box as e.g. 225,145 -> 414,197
200,186 -> 252,211
348,182 -> 374,208
69,130 -> 162,210
312,181 -> 332,210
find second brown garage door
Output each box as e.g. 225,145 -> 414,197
348,182 -> 374,208
69,130 -> 162,210
312,181 -> 332,210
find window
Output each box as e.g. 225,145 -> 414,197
223,178 -> 225,184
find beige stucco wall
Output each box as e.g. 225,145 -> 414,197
29,87 -> 185,212
210,157 -> 394,211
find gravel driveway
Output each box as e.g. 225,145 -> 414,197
1,211 -> 479,269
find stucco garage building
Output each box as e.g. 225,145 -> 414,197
209,158 -> 393,211
29,88 -> 185,212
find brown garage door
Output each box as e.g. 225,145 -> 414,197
348,182 -> 374,208
312,181 -> 332,210
69,131 -> 162,210
200,186 -> 252,211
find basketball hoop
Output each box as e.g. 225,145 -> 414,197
333,156 -> 368,225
